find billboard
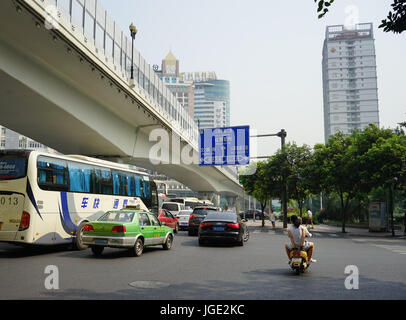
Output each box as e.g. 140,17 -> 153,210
199,126 -> 250,166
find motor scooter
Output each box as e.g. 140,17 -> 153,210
288,228 -> 313,275
289,247 -> 310,275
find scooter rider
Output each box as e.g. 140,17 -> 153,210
285,215 -> 315,263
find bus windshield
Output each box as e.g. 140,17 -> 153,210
0,154 -> 28,180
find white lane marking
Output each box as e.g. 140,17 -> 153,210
373,244 -> 406,255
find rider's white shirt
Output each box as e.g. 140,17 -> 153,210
288,225 -> 305,246
287,225 -> 311,250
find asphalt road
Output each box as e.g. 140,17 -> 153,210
1,228 -> 406,300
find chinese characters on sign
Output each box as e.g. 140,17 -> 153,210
199,126 -> 250,166
80,198 -> 129,209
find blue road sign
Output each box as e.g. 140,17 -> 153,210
199,125 -> 250,166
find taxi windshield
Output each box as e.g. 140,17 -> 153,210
98,211 -> 134,223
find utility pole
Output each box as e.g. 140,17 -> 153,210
277,129 -> 288,229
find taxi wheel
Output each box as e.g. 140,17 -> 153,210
132,238 -> 144,257
163,234 -> 173,250
74,221 -> 89,251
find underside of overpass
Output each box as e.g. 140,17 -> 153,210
0,0 -> 243,197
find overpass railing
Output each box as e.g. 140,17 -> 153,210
40,0 -> 199,148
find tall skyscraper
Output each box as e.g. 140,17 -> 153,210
322,23 -> 379,142
193,76 -> 230,129
156,52 -> 231,129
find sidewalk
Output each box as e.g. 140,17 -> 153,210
245,219 -> 405,238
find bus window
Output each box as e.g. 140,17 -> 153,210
125,174 -> 135,196
100,168 -> 112,194
143,178 -> 150,198
37,156 -> 68,191
68,162 -> 92,193
112,171 -> 120,195
119,172 -> 127,196
134,174 -> 142,197
91,168 -> 102,194
112,171 -> 129,196
150,181 -> 158,210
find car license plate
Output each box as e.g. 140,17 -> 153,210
95,239 -> 108,245
180,222 -> 187,226
213,227 -> 224,231
199,217 -> 204,221
292,258 -> 301,264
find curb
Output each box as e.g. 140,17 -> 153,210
246,223 -> 405,239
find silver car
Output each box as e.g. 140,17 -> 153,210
177,209 -> 193,230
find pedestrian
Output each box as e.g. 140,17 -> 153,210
270,210 -> 276,229
306,208 -> 314,230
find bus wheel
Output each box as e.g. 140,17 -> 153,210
74,221 -> 89,251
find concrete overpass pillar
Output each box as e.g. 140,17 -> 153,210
225,196 -> 237,211
197,192 -> 215,202
235,197 -> 241,214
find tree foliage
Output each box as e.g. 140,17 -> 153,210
379,0 -> 406,34
240,124 -> 406,235
276,143 -> 313,217
313,0 -> 406,34
309,132 -> 359,233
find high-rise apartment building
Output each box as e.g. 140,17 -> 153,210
322,23 -> 379,142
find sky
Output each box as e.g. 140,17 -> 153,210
99,0 -> 406,155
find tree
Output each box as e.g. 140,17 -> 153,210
313,0 -> 406,34
240,161 -> 270,227
311,124 -> 406,235
310,132 -> 360,233
240,158 -> 282,227
275,143 -> 313,218
360,131 -> 406,235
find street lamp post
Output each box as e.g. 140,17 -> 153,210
129,23 -> 137,87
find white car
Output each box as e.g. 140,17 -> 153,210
177,209 -> 193,230
161,202 -> 185,217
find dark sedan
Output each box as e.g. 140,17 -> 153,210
240,209 -> 269,220
198,211 -> 249,246
188,206 -> 217,236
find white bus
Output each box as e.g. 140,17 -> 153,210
170,197 -> 201,209
0,150 -> 158,249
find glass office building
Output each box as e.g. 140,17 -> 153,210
194,79 -> 230,129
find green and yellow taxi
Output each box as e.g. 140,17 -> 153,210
82,208 -> 174,256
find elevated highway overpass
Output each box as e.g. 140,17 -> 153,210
0,0 -> 244,199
